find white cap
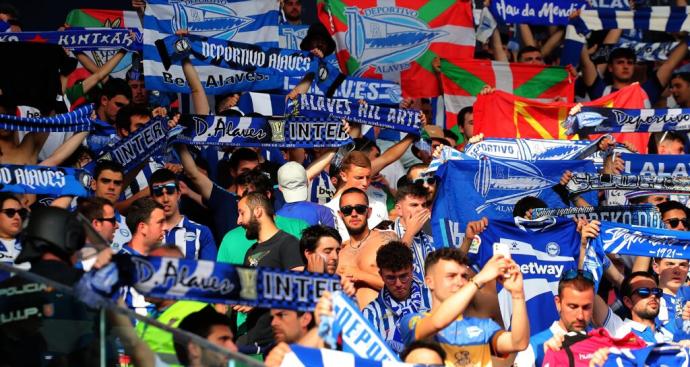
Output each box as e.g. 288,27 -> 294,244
277,161 -> 308,203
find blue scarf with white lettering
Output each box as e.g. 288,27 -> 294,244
592,221 -> 690,260
320,291 -> 399,361
174,114 -> 352,148
291,94 -> 421,135
0,164 -> 91,197
622,153 -> 690,177
532,204 -> 663,228
103,255 -> 340,311
0,29 -> 142,52
84,117 -> 179,176
0,104 -> 95,132
464,136 -> 609,162
490,0 -> 586,26
564,106 -> 690,135
566,172 -> 690,196
592,40 -> 689,63
562,7 -> 690,67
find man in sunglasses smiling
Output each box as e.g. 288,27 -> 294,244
149,168 -> 217,261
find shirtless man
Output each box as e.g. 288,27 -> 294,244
336,187 -> 398,309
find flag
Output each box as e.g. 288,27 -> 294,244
143,0 -> 280,95
440,58 -> 574,136
473,83 -> 649,151
317,0 -> 475,98
64,9 -> 142,81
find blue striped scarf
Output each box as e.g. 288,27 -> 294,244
562,7 -> 690,67
593,221 -> 690,260
532,204 -> 662,228
0,104 -> 95,132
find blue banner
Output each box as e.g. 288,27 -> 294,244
279,24 -> 308,50
293,94 -> 421,135
431,158 -> 597,248
491,0 -> 586,26
565,106 -> 690,135
566,173 -> 690,196
115,255 -> 340,311
143,0 -> 280,94
593,221 -> 690,260
0,164 -> 91,197
0,104 -> 94,132
622,153 -> 690,177
175,114 -> 352,148
0,29 -> 142,52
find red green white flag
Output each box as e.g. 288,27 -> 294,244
441,59 -> 575,137
317,0 -> 475,98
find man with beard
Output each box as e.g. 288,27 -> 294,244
336,187 -> 398,309
514,270 -> 596,366
238,192 -> 304,348
299,225 -> 341,275
281,0 -> 302,25
363,241 -> 431,353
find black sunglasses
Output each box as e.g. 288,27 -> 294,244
664,217 -> 689,229
632,287 -> 663,299
96,216 -> 118,224
0,208 -> 29,220
152,183 -> 177,197
340,204 -> 368,216
413,177 -> 436,186
560,269 -> 595,284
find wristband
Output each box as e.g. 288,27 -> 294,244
470,277 -> 483,290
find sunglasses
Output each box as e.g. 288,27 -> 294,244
340,204 -> 368,216
560,269 -> 595,284
96,216 -> 118,224
413,177 -> 436,186
632,287 -> 663,299
152,183 -> 178,197
664,217 -> 689,229
0,208 -> 29,220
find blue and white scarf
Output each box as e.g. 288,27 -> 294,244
143,0 -> 280,95
0,29 -> 142,52
464,136 -> 609,161
622,153 -> 690,177
562,6 -> 690,67
284,74 -> 403,106
84,117 -> 179,176
592,40 -> 689,63
291,94 -> 421,135
566,172 -> 690,195
490,0 -> 586,26
393,218 -> 435,283
532,204 -> 663,228
565,106 -> 690,135
157,34 -> 324,80
593,221 -> 690,260
279,345 -> 413,367
0,164 -> 91,197
175,114 -> 352,148
0,104 -> 94,132
107,255 -> 341,311
321,291 -> 399,361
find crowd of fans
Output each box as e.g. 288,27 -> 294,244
1,0 -> 690,366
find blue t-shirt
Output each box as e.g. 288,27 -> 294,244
659,285 -> 690,340
276,201 -> 335,228
164,216 -> 217,260
468,217 -> 583,336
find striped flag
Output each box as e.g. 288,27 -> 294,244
441,59 -> 574,137
317,0 -> 475,98
64,9 -> 142,81
143,0 -> 280,95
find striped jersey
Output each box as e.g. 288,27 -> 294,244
392,218 -> 435,284
164,216 -> 217,260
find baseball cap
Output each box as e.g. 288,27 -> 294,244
278,161 -> 309,203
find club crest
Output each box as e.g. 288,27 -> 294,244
473,158 -> 556,213
344,6 -> 446,76
170,0 -> 254,40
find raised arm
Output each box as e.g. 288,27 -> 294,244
175,144 -> 213,200
541,28 -> 564,59
39,131 -> 89,167
306,149 -> 335,181
656,39 -> 689,87
494,263 -> 530,353
490,29 -> 509,62
80,50 -> 127,94
371,134 -> 415,175
181,58 -> 210,115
